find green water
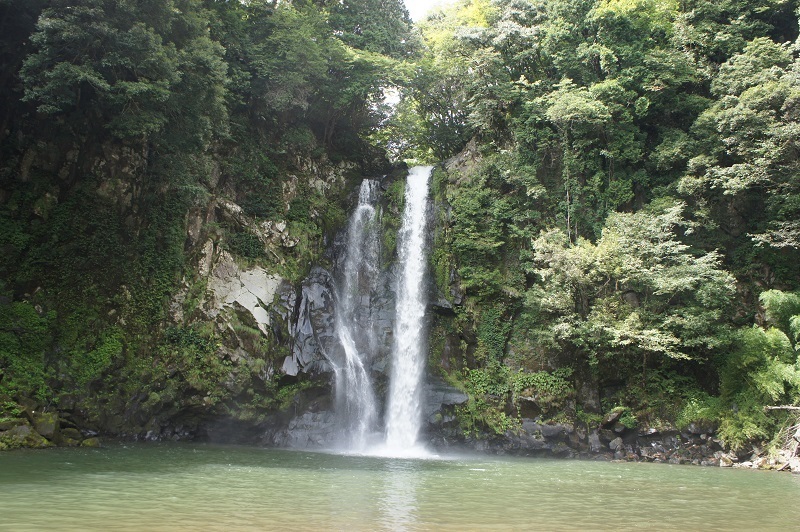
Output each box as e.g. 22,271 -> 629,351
1,444 -> 798,531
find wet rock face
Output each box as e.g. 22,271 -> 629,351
0,424 -> 52,449
423,380 -> 469,425
31,412 -> 59,440
270,411 -> 338,448
432,419 -> 734,466
0,411 -> 104,450
276,196 -> 403,379
281,267 -> 337,377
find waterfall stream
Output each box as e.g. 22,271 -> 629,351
385,166 -> 433,453
332,179 -> 380,450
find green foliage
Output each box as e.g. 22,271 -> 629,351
21,0 -> 228,143
676,391 -> 722,430
663,289 -> 800,450
328,0 -> 418,59
456,363 -> 575,436
618,409 -> 638,429
0,300 -> 53,401
369,97 -> 435,163
0,400 -> 23,419
70,329 -> 122,387
226,231 -> 265,260
576,406 -> 603,426
529,202 -> 736,368
465,364 -> 512,397
160,325 -> 230,400
680,36 -> 800,262
223,145 -> 283,219
604,370 -> 706,429
476,305 -> 512,361
404,2 -> 501,158
274,380 -> 314,411
759,290 -> 800,336
714,322 -> 800,450
164,326 -> 215,352
511,368 -> 574,406
287,189 -> 312,224
456,397 -> 517,436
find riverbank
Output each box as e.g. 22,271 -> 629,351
428,408 -> 800,473
4,405 -> 799,475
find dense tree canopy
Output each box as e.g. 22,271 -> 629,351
412,0 -> 800,451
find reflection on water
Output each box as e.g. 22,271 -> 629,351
1,444 -> 799,530
380,459 -> 420,531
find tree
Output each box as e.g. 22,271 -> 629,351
20,0 -> 227,149
327,0 -> 418,59
681,37 -> 800,260
675,0 -> 797,65
0,0 -> 47,141
528,201 -> 735,375
714,290 -> 800,450
537,78 -> 612,241
396,0 -> 508,159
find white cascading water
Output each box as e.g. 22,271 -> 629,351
384,166 -> 433,453
332,179 -> 380,450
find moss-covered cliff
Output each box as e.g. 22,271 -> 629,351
0,0 -> 407,445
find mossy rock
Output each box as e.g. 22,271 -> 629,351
81,437 -> 101,448
32,412 -> 59,439
0,424 -> 53,449
0,418 -> 28,431
60,427 -> 83,441
61,437 -> 81,447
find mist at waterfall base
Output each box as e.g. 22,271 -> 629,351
329,166 -> 433,457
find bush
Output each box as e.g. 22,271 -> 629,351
0,301 -> 53,401
714,324 -> 800,450
227,231 -> 265,259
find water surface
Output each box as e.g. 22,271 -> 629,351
1,444 -> 798,530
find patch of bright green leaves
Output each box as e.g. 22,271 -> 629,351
456,363 -> 575,436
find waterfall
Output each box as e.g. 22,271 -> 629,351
332,179 -> 380,450
331,167 -> 433,455
385,166 -> 433,452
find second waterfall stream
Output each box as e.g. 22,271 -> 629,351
384,165 -> 433,454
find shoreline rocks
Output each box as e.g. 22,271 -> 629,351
0,406 -> 101,450
427,412 -> 800,473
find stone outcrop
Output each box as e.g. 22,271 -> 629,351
427,415 -> 792,470
269,411 -> 338,448
281,267 -> 337,376
206,250 -> 282,336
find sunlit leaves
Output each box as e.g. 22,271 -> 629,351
529,202 -> 735,362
